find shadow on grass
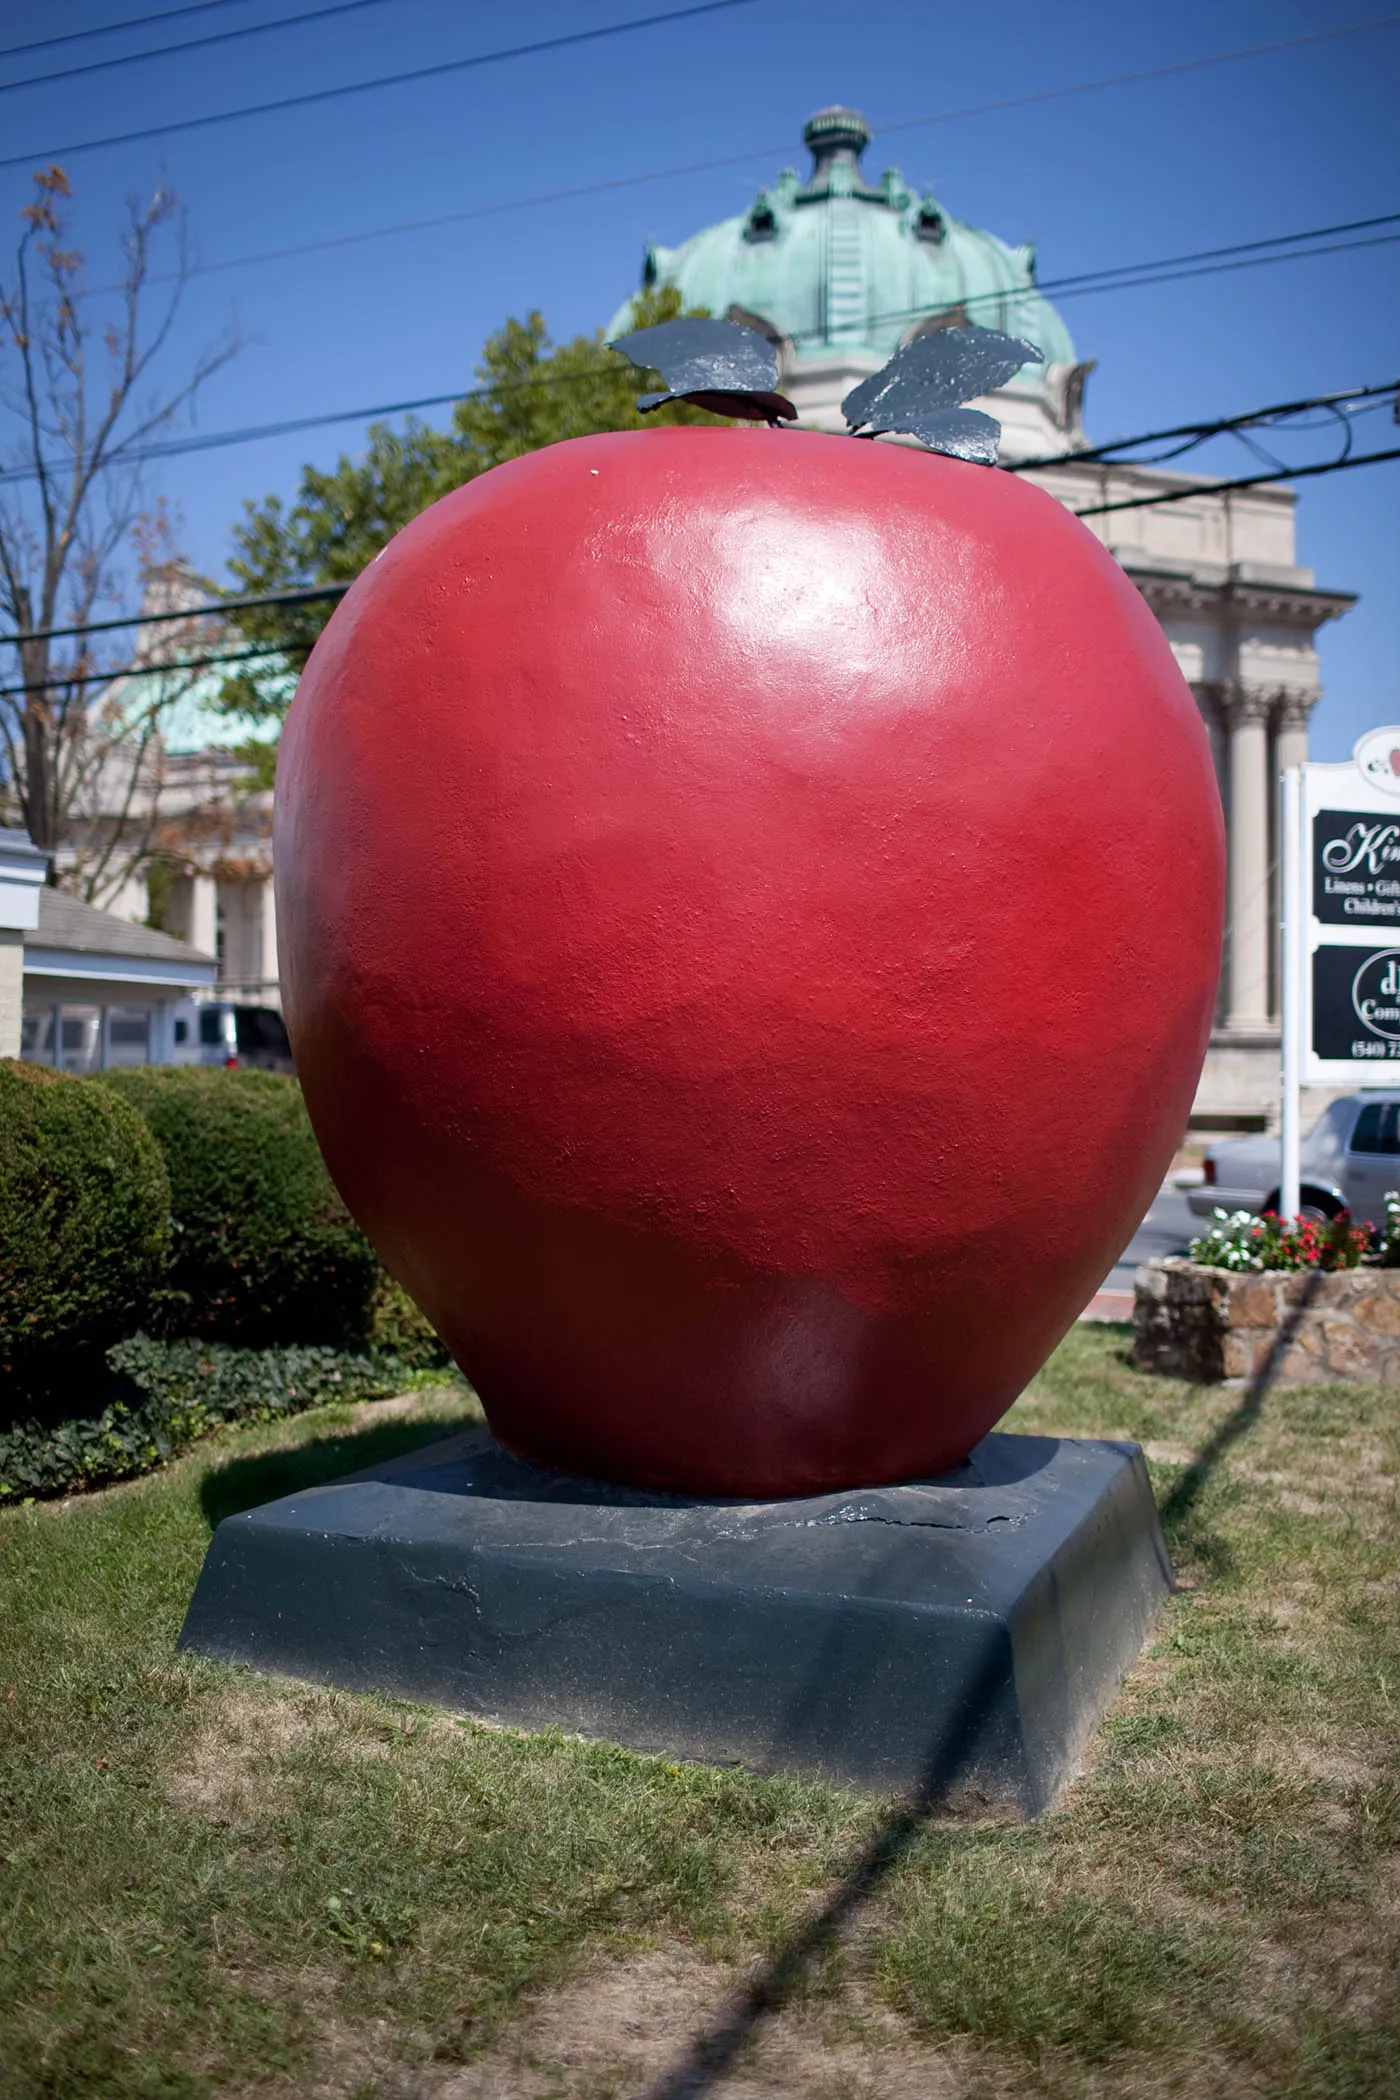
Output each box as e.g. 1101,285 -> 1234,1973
645,1285 -> 1318,2100
199,1407 -> 478,1530
643,1645 -> 1006,2100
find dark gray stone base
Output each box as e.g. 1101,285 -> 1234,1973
180,1428 -> 1171,1815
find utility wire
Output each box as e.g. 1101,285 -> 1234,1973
0,643 -> 287,704
5,411 -> 1398,658
9,582 -> 349,649
5,213 -> 1393,492
7,439 -> 1400,701
0,0 -> 241,63
788,218 -> 1400,344
126,144 -> 793,294
872,13 -> 1400,143
0,364 -> 599,487
0,0 -> 760,171
64,16 -> 1400,297
0,0 -> 396,96
1014,380 -> 1400,475
1070,444 -> 1400,517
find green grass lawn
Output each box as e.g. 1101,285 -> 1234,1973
1,1331 -> 1396,2098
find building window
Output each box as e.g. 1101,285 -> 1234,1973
22,1000 -> 161,1070
57,1005 -> 102,1073
105,1006 -> 152,1068
20,1004 -> 56,1063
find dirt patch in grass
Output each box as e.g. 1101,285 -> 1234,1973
351,1392 -> 431,1426
434,1944 -> 973,2100
219,1948 -> 999,2100
171,1685 -> 460,1828
170,1690 -> 312,1823
1138,1439 -> 1195,1467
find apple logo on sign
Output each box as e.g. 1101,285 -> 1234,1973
1352,728 -> 1400,798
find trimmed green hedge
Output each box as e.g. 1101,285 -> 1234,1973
0,1335 -> 414,1501
0,1061 -> 171,1413
98,1068 -> 382,1350
368,1273 -> 451,1369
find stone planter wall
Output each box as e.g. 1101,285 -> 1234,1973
1133,1256 -> 1400,1384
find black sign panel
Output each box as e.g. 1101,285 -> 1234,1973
1312,808 -> 1400,924
1313,945 -> 1400,1062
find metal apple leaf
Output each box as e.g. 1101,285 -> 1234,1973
842,325 -> 1044,461
608,317 -> 798,426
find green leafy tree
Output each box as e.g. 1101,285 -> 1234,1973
219,287 -> 713,730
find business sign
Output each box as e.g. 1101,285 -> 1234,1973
1297,729 -> 1400,1084
1312,946 -> 1400,1063
1313,812 -> 1400,925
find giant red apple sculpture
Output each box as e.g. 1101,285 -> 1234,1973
276,324 -> 1224,1497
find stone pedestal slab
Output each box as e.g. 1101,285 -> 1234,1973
180,1428 -> 1171,1817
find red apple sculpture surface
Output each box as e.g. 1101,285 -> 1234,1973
276,427 -> 1224,1497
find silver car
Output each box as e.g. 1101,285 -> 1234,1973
1186,1092 -> 1400,1225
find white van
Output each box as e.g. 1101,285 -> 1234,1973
170,999 -> 295,1074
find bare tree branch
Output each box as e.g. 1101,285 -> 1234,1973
0,165 -> 240,875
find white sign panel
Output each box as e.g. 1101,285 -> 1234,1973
1299,728 -> 1400,1085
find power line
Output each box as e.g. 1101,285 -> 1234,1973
0,0 -> 396,97
788,215 -> 1400,344
5,389 -> 1398,656
0,0 -> 241,63
8,582 -> 347,648
137,145 -> 792,292
0,642 -> 287,703
1015,380 -> 1400,474
0,0 -> 761,172
6,436 -> 1400,697
0,363 -> 605,487
4,442 -> 1398,695
872,13 -> 1400,144
1071,445 -> 1400,517
72,14 -> 1400,297
3,210 -> 1391,491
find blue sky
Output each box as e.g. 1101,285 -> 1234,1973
0,0 -> 1396,758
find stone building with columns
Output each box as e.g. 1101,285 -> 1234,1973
612,107 -> 1357,1126
58,564 -> 282,1008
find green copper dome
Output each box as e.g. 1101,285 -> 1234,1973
609,107 -> 1076,381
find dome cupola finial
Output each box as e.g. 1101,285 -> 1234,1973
802,106 -> 871,181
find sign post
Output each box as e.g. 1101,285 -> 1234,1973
1280,763 -> 1303,1221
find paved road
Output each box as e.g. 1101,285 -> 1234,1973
1098,1184 -> 1198,1298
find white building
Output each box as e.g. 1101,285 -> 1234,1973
59,562 -> 282,1007
20,886 -> 217,1069
0,827 -> 215,1066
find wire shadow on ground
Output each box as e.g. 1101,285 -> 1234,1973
645,1276 -> 1316,2098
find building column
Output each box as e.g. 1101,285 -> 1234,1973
188,873 -> 218,965
1275,687 -> 1315,777
0,929 -> 22,1058
1225,683 -> 1274,1031
258,878 -> 279,1000
0,831 -> 46,1056
1271,690 -> 1317,1024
